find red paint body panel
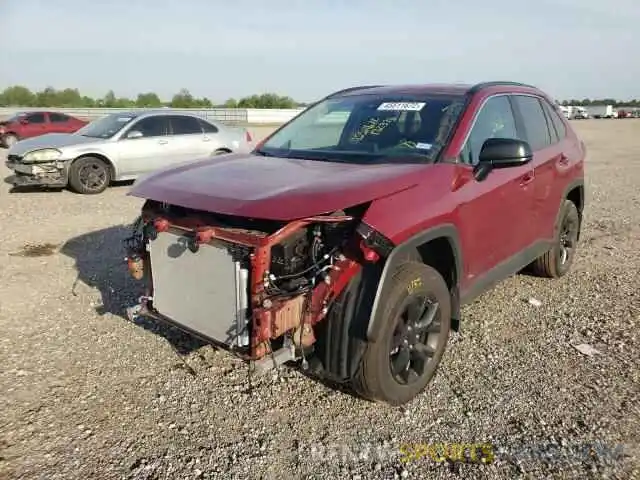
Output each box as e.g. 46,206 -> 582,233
129,153 -> 427,220
130,82 -> 586,357
0,111 -> 87,140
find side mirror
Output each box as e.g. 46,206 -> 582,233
126,130 -> 143,139
473,137 -> 533,181
19,118 -> 29,125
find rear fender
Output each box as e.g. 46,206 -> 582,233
366,224 -> 463,342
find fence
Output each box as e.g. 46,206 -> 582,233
0,106 -> 306,125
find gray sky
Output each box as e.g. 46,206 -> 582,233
1,0 -> 638,103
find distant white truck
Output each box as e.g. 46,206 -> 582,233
587,105 -> 616,119
561,106 -> 589,119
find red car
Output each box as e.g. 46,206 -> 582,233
0,111 -> 88,147
123,81 -> 586,405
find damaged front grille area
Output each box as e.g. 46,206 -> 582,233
141,199 -> 288,237
125,201 -> 373,370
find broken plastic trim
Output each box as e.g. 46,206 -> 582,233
356,221 -> 394,258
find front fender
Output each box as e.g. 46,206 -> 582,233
365,223 -> 463,342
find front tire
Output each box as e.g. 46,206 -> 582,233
353,262 -> 451,405
68,156 -> 111,194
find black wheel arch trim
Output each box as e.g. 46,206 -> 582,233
365,223 -> 463,342
556,177 -> 585,239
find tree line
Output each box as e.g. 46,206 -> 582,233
559,98 -> 639,107
1,84 -> 637,109
0,85 -> 302,109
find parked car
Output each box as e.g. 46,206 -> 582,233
123,81 -> 585,405
4,110 -> 254,194
0,111 -> 88,148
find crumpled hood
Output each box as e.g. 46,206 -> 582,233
129,153 -> 428,220
8,133 -> 100,156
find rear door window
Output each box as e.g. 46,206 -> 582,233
50,113 -> 71,123
169,115 -> 204,135
130,116 -> 169,138
543,101 -> 567,141
512,95 -> 552,150
26,113 -> 46,124
541,104 -> 559,144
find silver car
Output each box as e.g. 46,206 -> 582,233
4,110 -> 255,194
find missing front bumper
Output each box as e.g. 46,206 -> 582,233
5,160 -> 69,187
126,300 -> 298,373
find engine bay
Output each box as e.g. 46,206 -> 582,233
267,212 -> 353,296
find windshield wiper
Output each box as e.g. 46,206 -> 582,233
253,149 -> 280,157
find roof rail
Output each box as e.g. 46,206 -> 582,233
468,81 -> 538,94
326,85 -> 385,98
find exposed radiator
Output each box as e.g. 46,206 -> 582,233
147,230 -> 250,347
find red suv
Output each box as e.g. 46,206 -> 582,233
0,111 -> 88,147
123,81 -> 585,405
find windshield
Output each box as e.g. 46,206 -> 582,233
5,113 -> 26,123
75,113 -> 138,139
257,93 -> 464,164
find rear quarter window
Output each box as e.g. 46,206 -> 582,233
198,118 -> 219,133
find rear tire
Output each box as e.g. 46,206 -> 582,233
352,262 -> 451,405
530,200 -> 580,278
68,156 -> 111,194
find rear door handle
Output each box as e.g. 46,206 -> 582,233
519,170 -> 535,186
158,139 -> 168,145
203,136 -> 211,142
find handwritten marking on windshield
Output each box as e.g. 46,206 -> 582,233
350,117 -> 397,143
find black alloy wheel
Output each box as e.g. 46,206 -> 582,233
389,295 -> 442,385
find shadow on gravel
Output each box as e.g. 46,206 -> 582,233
3,179 -> 65,194
60,225 -> 207,355
3,177 -> 135,193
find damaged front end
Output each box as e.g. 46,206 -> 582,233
123,200 -> 390,373
5,151 -> 69,188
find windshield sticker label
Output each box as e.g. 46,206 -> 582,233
416,142 -> 432,149
377,102 -> 426,111
117,117 -> 133,122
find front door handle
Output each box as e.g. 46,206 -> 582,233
557,154 -> 569,166
158,139 -> 168,145
519,170 -> 535,186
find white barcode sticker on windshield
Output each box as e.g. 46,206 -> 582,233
416,142 -> 432,149
377,102 -> 426,111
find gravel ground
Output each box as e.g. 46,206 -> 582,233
0,121 -> 638,480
